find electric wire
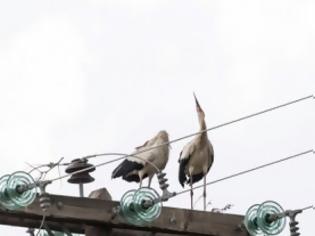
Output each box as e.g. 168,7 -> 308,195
84,152 -> 161,172
35,215 -> 46,236
48,95 -> 314,183
300,205 -> 315,211
48,153 -> 161,182
270,204 -> 315,221
26,157 -> 65,181
173,149 -> 314,197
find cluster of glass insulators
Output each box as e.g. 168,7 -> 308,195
0,169 -> 164,228
119,187 -> 162,225
244,201 -> 286,235
0,171 -> 87,236
0,170 -> 295,236
0,171 -> 37,210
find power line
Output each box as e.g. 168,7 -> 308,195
84,152 -> 161,171
35,215 -> 46,236
49,153 -> 161,182
300,205 -> 315,211
174,149 -> 314,197
48,94 -> 313,183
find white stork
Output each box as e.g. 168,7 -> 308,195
112,130 -> 169,188
178,94 -> 214,210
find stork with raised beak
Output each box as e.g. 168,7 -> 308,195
178,94 -> 214,210
112,130 -> 169,188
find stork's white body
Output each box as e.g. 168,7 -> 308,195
112,130 -> 169,188
128,132 -> 169,184
180,138 -> 213,178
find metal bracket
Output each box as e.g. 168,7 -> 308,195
285,209 -> 302,236
156,172 -> 176,202
38,181 -> 52,212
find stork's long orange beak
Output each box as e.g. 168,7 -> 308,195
193,92 -> 203,112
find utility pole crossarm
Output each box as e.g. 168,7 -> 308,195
0,194 -> 249,236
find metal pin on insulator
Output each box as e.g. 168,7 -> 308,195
39,192 -> 51,212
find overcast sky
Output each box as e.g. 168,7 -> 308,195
1,0 -> 315,235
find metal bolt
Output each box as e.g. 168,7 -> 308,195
56,201 -> 63,210
169,216 -> 176,225
111,206 -> 120,220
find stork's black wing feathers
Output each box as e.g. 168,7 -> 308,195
187,147 -> 214,184
187,172 -> 205,184
123,173 -> 148,183
111,159 -> 143,179
178,154 -> 189,187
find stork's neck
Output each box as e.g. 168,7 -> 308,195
198,114 -> 207,129
198,117 -> 207,139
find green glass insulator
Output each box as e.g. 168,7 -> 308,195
244,204 -> 264,236
132,187 -> 162,223
257,201 -> 286,235
38,230 -> 68,236
7,171 -> 37,208
52,231 -> 67,236
0,175 -> 20,210
120,189 -> 143,225
37,231 -> 46,236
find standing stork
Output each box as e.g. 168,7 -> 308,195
178,94 -> 214,210
112,130 -> 169,188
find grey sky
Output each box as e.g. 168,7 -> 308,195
0,1 -> 315,235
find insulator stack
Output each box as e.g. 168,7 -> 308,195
290,221 -> 300,236
157,172 -> 168,189
39,192 -> 51,212
65,158 -> 95,184
157,172 -> 175,201
287,209 -> 302,236
36,180 -> 52,213
65,158 -> 95,197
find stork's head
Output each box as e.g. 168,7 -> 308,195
193,93 -> 205,119
157,130 -> 169,141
